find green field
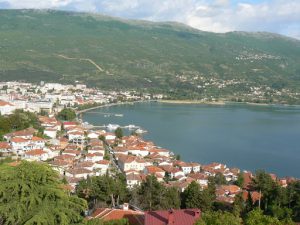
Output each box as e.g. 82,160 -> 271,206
0,9 -> 300,100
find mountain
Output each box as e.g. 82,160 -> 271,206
1,9 -> 300,102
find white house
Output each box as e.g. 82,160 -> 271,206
126,172 -> 142,188
94,160 -> 110,175
85,153 -> 103,162
118,155 -> 146,172
0,100 -> 15,115
24,149 -> 48,161
65,168 -> 93,179
44,127 -> 57,139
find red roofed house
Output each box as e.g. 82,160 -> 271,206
144,209 -> 201,225
4,127 -> 36,141
63,121 -> 77,129
0,142 -> 12,156
0,100 -> 15,115
144,166 -> 165,181
90,204 -> 144,225
126,172 -> 143,188
118,155 -> 146,172
24,149 -> 49,161
85,152 -> 103,162
94,160 -> 110,175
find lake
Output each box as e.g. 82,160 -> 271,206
83,102 -> 300,178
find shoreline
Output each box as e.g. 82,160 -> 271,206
157,100 -> 226,105
158,100 -> 300,108
77,99 -> 300,115
76,100 -> 156,114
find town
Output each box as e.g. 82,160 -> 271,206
0,81 -> 299,225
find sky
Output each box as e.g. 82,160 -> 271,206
0,0 -> 299,39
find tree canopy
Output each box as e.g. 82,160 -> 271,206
57,108 -> 77,121
0,161 -> 87,225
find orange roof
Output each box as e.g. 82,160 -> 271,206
25,149 -> 47,156
91,208 -> 144,225
0,100 -> 14,106
0,142 -> 11,149
146,166 -> 165,174
11,137 -> 28,143
219,185 -> 241,194
31,136 -> 45,141
96,160 -> 110,165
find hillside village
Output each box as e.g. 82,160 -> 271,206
0,81 -> 299,224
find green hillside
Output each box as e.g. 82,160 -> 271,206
1,9 -> 300,102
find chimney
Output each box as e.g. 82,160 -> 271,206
168,209 -> 175,225
194,209 -> 201,219
123,203 -> 129,211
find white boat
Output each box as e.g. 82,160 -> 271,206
115,114 -> 124,117
135,128 -> 147,134
106,124 -> 120,130
126,124 -> 139,130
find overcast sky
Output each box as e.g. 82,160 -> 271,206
0,0 -> 299,39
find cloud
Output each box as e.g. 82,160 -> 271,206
0,0 -> 299,39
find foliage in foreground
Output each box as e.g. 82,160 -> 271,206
0,161 -> 87,225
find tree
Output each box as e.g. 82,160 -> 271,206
136,175 -> 165,210
287,180 -> 300,221
115,127 -> 123,139
57,108 -> 76,121
76,174 -> 129,209
233,192 -> 245,217
195,211 -> 242,225
86,218 -> 129,225
214,172 -> 227,185
182,181 -> 202,209
0,161 -> 87,225
235,172 -> 244,188
245,208 -> 284,225
160,187 -> 181,210
181,181 -> 214,212
251,170 -> 277,210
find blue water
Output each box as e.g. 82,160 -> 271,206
83,102 -> 300,178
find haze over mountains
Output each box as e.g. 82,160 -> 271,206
0,9 -> 300,101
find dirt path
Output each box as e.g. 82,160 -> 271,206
55,54 -> 104,72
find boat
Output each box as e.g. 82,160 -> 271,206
126,124 -> 139,130
106,124 -> 120,130
115,114 -> 124,117
135,128 -> 147,134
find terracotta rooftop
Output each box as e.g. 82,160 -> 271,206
25,149 -> 47,156
144,209 -> 201,225
91,208 -> 144,225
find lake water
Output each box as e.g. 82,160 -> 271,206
83,102 -> 300,178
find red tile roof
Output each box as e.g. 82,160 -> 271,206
10,137 -> 28,143
0,100 -> 14,106
0,142 -> 11,149
25,149 -> 47,156
144,209 -> 201,225
91,208 -> 144,225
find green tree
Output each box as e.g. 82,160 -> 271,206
57,108 -> 77,121
287,180 -> 300,221
251,170 -> 277,210
136,175 -> 165,210
195,211 -> 242,225
114,127 -> 123,139
160,187 -> 181,209
182,181 -> 201,209
245,208 -> 284,225
214,172 -> 227,185
76,174 -> 129,209
235,172 -> 244,188
0,161 -> 87,225
233,192 -> 245,217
